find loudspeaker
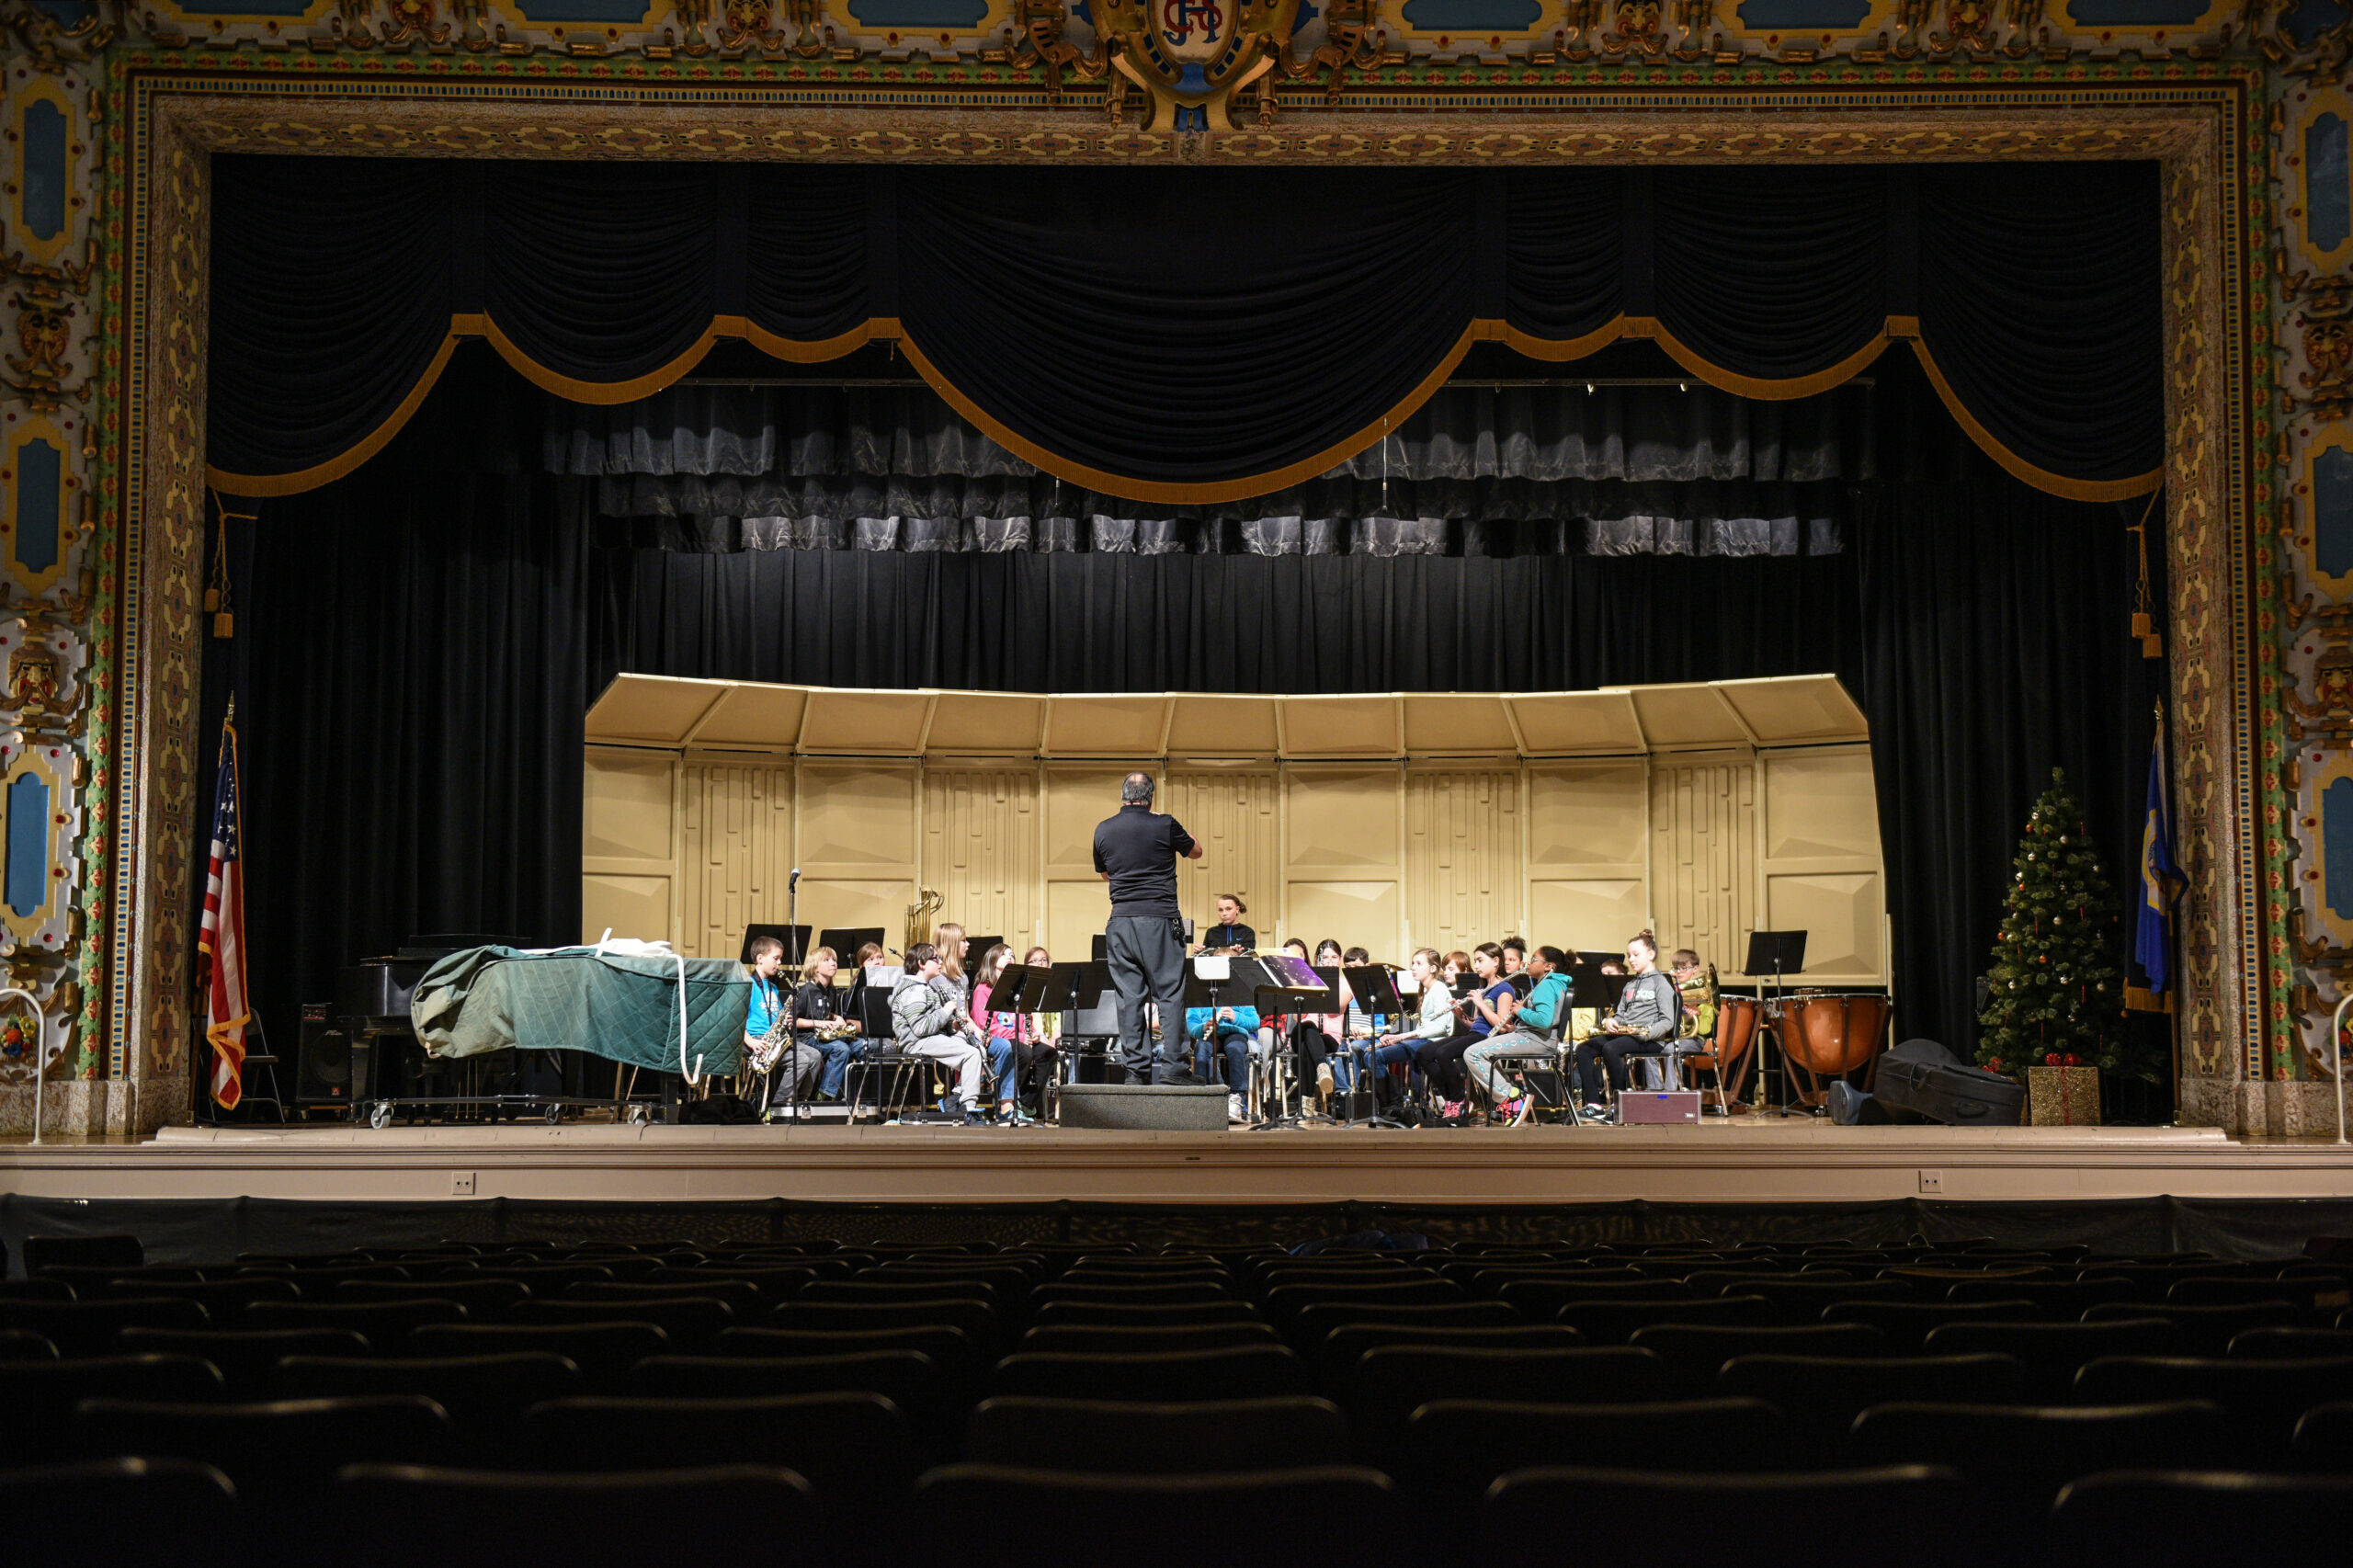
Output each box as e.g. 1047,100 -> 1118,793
1518,1068 -> 1569,1109
296,1004 -> 371,1108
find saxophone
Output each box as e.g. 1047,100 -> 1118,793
747,994 -> 792,1074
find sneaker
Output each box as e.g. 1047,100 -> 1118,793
1227,1092 -> 1247,1123
1494,1097 -> 1524,1122
1160,1067 -> 1209,1088
964,1110 -> 988,1126
1579,1103 -> 1612,1122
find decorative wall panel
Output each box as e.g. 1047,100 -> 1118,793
1649,753 -> 1756,975
923,767 -> 1040,958
1170,769 -> 1279,944
1405,767 -> 1520,959
679,758 -> 794,960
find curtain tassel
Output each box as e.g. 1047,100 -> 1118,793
2128,490 -> 2163,659
208,490 -> 255,641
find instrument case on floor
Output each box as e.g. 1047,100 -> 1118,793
1872,1038 -> 2027,1127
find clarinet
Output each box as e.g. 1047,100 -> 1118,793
931,971 -> 986,1049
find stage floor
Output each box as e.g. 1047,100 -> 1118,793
2,1119 -> 2349,1206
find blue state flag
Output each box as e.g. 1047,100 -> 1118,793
2133,717 -> 2182,996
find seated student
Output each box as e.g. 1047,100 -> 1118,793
1434,941 -> 1516,1116
1462,944 -> 1571,1122
970,943 -> 1030,1126
1574,929 -> 1682,1120
856,941 -> 894,993
1187,999 -> 1262,1123
1017,944 -> 1058,1110
889,942 -> 988,1124
1196,893 -> 1257,956
789,946 -> 859,1110
744,936 -> 817,1117
1370,948 -> 1454,1112
1672,948 -> 1717,1041
1289,937 -> 1354,1109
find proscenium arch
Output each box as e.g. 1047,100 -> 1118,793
112,69 -> 2252,1128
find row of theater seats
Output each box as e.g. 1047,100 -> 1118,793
6,1233 -> 2353,1565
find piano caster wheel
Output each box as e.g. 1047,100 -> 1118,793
543,1104 -> 563,1127
627,1104 -> 650,1127
368,1100 -> 392,1131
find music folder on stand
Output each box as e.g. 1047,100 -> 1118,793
1243,952 -> 1333,1130
1742,929 -> 1809,1118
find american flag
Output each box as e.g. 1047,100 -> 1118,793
199,709 -> 250,1110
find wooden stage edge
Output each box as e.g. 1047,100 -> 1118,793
1,1122 -> 2349,1206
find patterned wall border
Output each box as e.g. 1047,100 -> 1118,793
102,59 -> 2264,1124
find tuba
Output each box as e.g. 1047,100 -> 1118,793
905,888 -> 943,955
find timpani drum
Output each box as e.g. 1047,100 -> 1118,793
1774,991 -> 1893,1107
1701,994 -> 1761,1111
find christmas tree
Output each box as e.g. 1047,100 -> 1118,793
1976,768 -> 2137,1079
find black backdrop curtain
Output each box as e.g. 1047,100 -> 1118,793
220,352 -> 2162,1082
208,157 -> 2162,500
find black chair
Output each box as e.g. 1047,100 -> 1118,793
1847,1401 -> 2226,1506
1313,1323 -> 1580,1384
1033,1282 -> 1239,1309
1400,1399 -> 1790,1508
1261,1280 -> 1464,1321
407,1321 -> 668,1389
989,1345 -> 1309,1403
0,1298 -> 211,1356
1019,1321 -> 1280,1357
1495,1278 -> 1692,1315
1701,1278 -> 1916,1322
1715,1354 -> 2029,1447
269,1353 -> 584,1446
508,1296 -> 733,1351
720,1324 -> 981,1388
909,1463 -> 1405,1568
4,1354 -> 227,1437
1555,1295 -> 1774,1344
2292,1398 -> 2353,1469
1290,1301 -> 1522,1346
965,1395 -> 1349,1473
2227,1326 -> 2353,1358
1347,1345 -> 1672,1454
1945,1277 -> 2137,1311
116,1327 -> 369,1393
572,1277 -> 767,1318
336,1278 -> 532,1315
0,1329 -> 59,1360
244,1298 -> 469,1345
772,1296 -> 1002,1349
87,1277 -> 302,1323
439,1262 -> 629,1290
23,1234 -> 143,1274
74,1394 -> 452,1518
629,1350 -> 951,1451
1627,1323 -> 1885,1392
2073,1356 -> 2353,1464
1480,1463 -> 1980,1568
2168,1274 -> 2353,1310
2,1456 -> 243,1568
1820,1299 -> 2044,1353
2081,1301 -> 2302,1355
339,1463 -> 816,1568
520,1391 -> 913,1506
2051,1469 -> 2353,1562
1029,1300 -> 1266,1331
1921,1318 -> 2181,1399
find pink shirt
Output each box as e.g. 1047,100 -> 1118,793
971,983 -> 1018,1042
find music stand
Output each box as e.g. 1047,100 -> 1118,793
1249,953 -> 1337,1130
981,963 -> 1052,1119
816,926 -> 885,963
963,936 -> 1005,966
738,925 -> 811,965
1340,965 -> 1410,1129
1744,930 -> 1809,1118
1049,960 -> 1120,1091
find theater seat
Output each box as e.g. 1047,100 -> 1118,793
74,1394 -> 453,1521
117,1327 -> 370,1394
2051,1470 -> 2353,1562
1714,1354 -> 2029,1446
1847,1401 -> 2225,1506
1480,1464 -> 1979,1568
2071,1356 -> 2353,1465
1,1456 -> 241,1567
1626,1323 -> 1885,1392
964,1395 -> 1350,1474
910,1463 -> 1405,1568
1398,1399 -> 1790,1508
407,1321 -> 667,1389
3,1353 -> 227,1437
1347,1345 -> 1671,1453
337,1463 -> 815,1568
269,1352 -> 584,1449
987,1346 -> 1309,1403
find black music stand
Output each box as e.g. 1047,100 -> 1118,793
1180,956 -> 1261,1101
1744,929 -> 1810,1118
1249,953 -> 1336,1130
817,926 -> 885,963
738,925 -> 810,965
981,963 -> 1052,1119
1046,960 -> 1121,1089
964,935 -> 1004,966
1340,964 -> 1410,1129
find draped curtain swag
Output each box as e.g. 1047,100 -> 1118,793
207,156 -> 2164,504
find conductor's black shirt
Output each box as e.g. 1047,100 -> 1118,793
1093,804 -> 1198,919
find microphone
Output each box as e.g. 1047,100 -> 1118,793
790,867 -> 801,884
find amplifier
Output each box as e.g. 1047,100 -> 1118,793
296,1004 -> 372,1108
1619,1089 -> 1701,1125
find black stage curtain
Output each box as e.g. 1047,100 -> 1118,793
219,352 -> 2158,1072
208,157 -> 2162,498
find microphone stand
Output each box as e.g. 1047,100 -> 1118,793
777,869 -> 811,1124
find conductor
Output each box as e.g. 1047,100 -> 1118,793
1093,771 -> 1205,1085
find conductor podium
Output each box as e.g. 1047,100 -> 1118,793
1056,1082 -> 1230,1131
